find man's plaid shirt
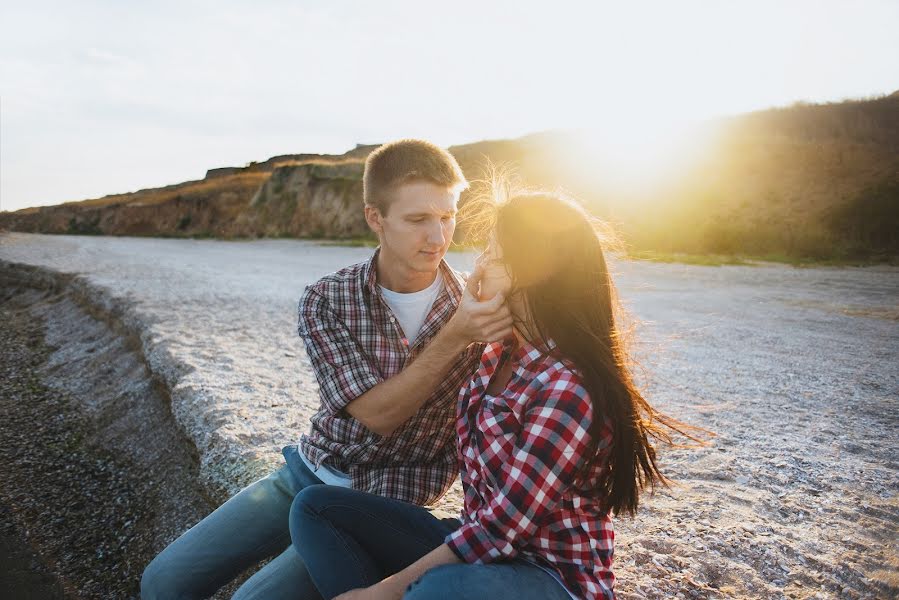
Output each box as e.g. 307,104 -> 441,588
293,248 -> 482,506
445,339 -> 617,600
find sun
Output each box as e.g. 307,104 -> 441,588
571,114 -> 719,193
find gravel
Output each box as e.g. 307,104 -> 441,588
1,232 -> 897,599
0,273 -> 251,598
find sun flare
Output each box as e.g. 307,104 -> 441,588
570,116 -> 718,192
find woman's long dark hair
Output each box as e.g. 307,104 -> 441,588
466,187 -> 703,516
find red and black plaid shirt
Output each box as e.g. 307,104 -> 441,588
446,339 -> 616,600
296,248 -> 482,506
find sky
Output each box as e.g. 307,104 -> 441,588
1,0 -> 898,212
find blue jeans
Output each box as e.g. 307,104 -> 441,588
141,462 -> 325,600
289,485 -> 571,600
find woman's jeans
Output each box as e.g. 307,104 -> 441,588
289,485 -> 571,600
140,462 -> 325,600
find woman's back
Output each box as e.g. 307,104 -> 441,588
452,338 -> 616,600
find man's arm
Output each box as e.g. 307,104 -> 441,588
345,266 -> 513,437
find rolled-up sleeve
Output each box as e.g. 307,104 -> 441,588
445,372 -> 595,563
297,286 -> 383,415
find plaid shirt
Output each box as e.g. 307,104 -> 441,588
445,339 -> 616,600
294,248 -> 482,506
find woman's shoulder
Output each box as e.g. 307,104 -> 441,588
528,355 -> 592,416
526,340 -> 583,386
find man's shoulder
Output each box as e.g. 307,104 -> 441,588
301,259 -> 368,305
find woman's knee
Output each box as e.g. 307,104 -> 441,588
288,484 -> 332,540
290,483 -> 366,523
290,483 -> 330,513
290,484 -> 333,523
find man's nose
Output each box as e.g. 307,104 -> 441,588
426,220 -> 445,245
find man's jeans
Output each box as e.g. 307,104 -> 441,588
141,462 -> 325,600
290,485 -> 572,600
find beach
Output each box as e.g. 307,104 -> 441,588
1,232 -> 896,599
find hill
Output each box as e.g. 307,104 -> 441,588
2,95 -> 897,261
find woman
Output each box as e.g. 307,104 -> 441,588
289,190 -> 694,600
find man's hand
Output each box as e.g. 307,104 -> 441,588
343,264 -> 513,437
445,264 -> 514,347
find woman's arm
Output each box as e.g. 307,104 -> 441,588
337,371 -> 597,600
335,544 -> 461,600
446,369 -> 599,563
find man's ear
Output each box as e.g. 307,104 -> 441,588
364,205 -> 383,236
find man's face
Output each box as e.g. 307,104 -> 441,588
368,180 -> 458,274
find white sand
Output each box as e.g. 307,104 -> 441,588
1,232 -> 896,599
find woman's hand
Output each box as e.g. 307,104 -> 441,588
334,579 -> 404,600
333,587 -> 377,600
335,544 -> 461,600
333,589 -> 371,600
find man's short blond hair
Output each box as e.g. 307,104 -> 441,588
363,139 -> 468,215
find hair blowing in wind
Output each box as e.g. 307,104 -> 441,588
462,182 -> 707,516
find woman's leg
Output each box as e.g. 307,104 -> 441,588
289,485 -> 460,599
403,562 -> 573,600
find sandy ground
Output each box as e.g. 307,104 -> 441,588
0,232 -> 897,599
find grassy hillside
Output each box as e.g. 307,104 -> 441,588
626,94 -> 899,260
451,94 -> 899,261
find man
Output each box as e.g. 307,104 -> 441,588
141,139 -> 512,599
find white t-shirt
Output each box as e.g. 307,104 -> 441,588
300,450 -> 352,487
379,271 -> 444,346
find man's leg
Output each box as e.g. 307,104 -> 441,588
141,465 -> 322,600
231,545 -> 321,600
289,485 -> 460,599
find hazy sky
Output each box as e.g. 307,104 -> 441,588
2,0 -> 897,212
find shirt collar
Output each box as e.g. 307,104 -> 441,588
362,246 -> 464,307
495,335 -> 560,371
362,247 -> 380,295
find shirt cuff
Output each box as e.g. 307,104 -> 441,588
445,521 -> 514,564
